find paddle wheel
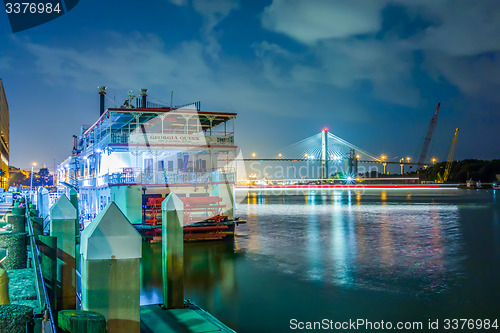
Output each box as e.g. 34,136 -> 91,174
143,195 -> 236,242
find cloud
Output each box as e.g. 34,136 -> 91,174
391,0 -> 500,103
262,0 -> 389,43
259,1 -> 422,106
295,39 -> 420,106
253,41 -> 291,59
397,0 -> 500,103
193,0 -> 239,58
401,0 -> 500,56
22,33 -> 210,90
252,41 -> 296,87
166,0 -> 239,58
261,0 -> 500,55
260,0 -> 500,106
425,51 -> 500,102
20,31 -> 370,121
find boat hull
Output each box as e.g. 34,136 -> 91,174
134,220 -> 242,242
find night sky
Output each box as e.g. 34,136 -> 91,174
1,0 -> 499,170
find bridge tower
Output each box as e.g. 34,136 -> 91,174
347,149 -> 358,176
321,128 -> 328,179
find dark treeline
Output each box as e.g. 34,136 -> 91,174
9,166 -> 54,187
417,159 -> 500,183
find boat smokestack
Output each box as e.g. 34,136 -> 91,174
140,89 -> 148,108
98,86 -> 107,116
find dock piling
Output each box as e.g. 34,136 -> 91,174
0,304 -> 34,332
58,310 -> 106,333
11,206 -> 25,217
50,194 -> 77,311
37,188 -> 49,231
80,202 -> 142,333
161,192 -> 184,309
7,215 -> 25,234
69,189 -> 80,236
0,233 -> 27,270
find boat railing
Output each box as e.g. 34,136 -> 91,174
107,168 -> 235,185
101,129 -> 236,146
78,176 -> 96,188
110,130 -> 128,144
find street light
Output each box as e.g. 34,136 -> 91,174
406,156 -> 411,163
30,162 -> 37,197
252,152 -> 256,158
278,153 -> 282,158
381,155 -> 387,174
431,157 -> 437,164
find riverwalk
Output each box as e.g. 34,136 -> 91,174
0,194 -> 236,332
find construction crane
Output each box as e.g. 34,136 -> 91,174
418,103 -> 441,167
437,128 -> 459,183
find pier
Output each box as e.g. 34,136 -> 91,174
0,193 -> 236,332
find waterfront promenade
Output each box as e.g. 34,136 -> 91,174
0,195 -> 236,332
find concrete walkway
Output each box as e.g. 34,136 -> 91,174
140,302 -> 236,333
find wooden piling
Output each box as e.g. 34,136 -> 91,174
69,189 -> 80,236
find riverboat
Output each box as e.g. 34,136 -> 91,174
57,88 -> 243,241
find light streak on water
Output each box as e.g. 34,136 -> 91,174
236,199 -> 464,295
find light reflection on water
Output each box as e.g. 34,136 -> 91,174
236,201 -> 463,295
141,190 -> 500,332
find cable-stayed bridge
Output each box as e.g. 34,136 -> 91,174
239,128 -> 425,180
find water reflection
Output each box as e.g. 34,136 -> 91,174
330,194 -> 355,285
237,196 -> 464,295
306,195 -> 321,280
141,241 -> 238,306
139,190 -> 499,332
243,193 -> 261,252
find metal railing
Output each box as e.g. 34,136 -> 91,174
25,206 -> 57,333
106,129 -> 235,146
107,168 -> 235,185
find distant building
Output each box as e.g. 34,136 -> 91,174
0,79 -> 9,189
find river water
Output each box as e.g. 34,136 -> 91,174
141,189 -> 500,332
